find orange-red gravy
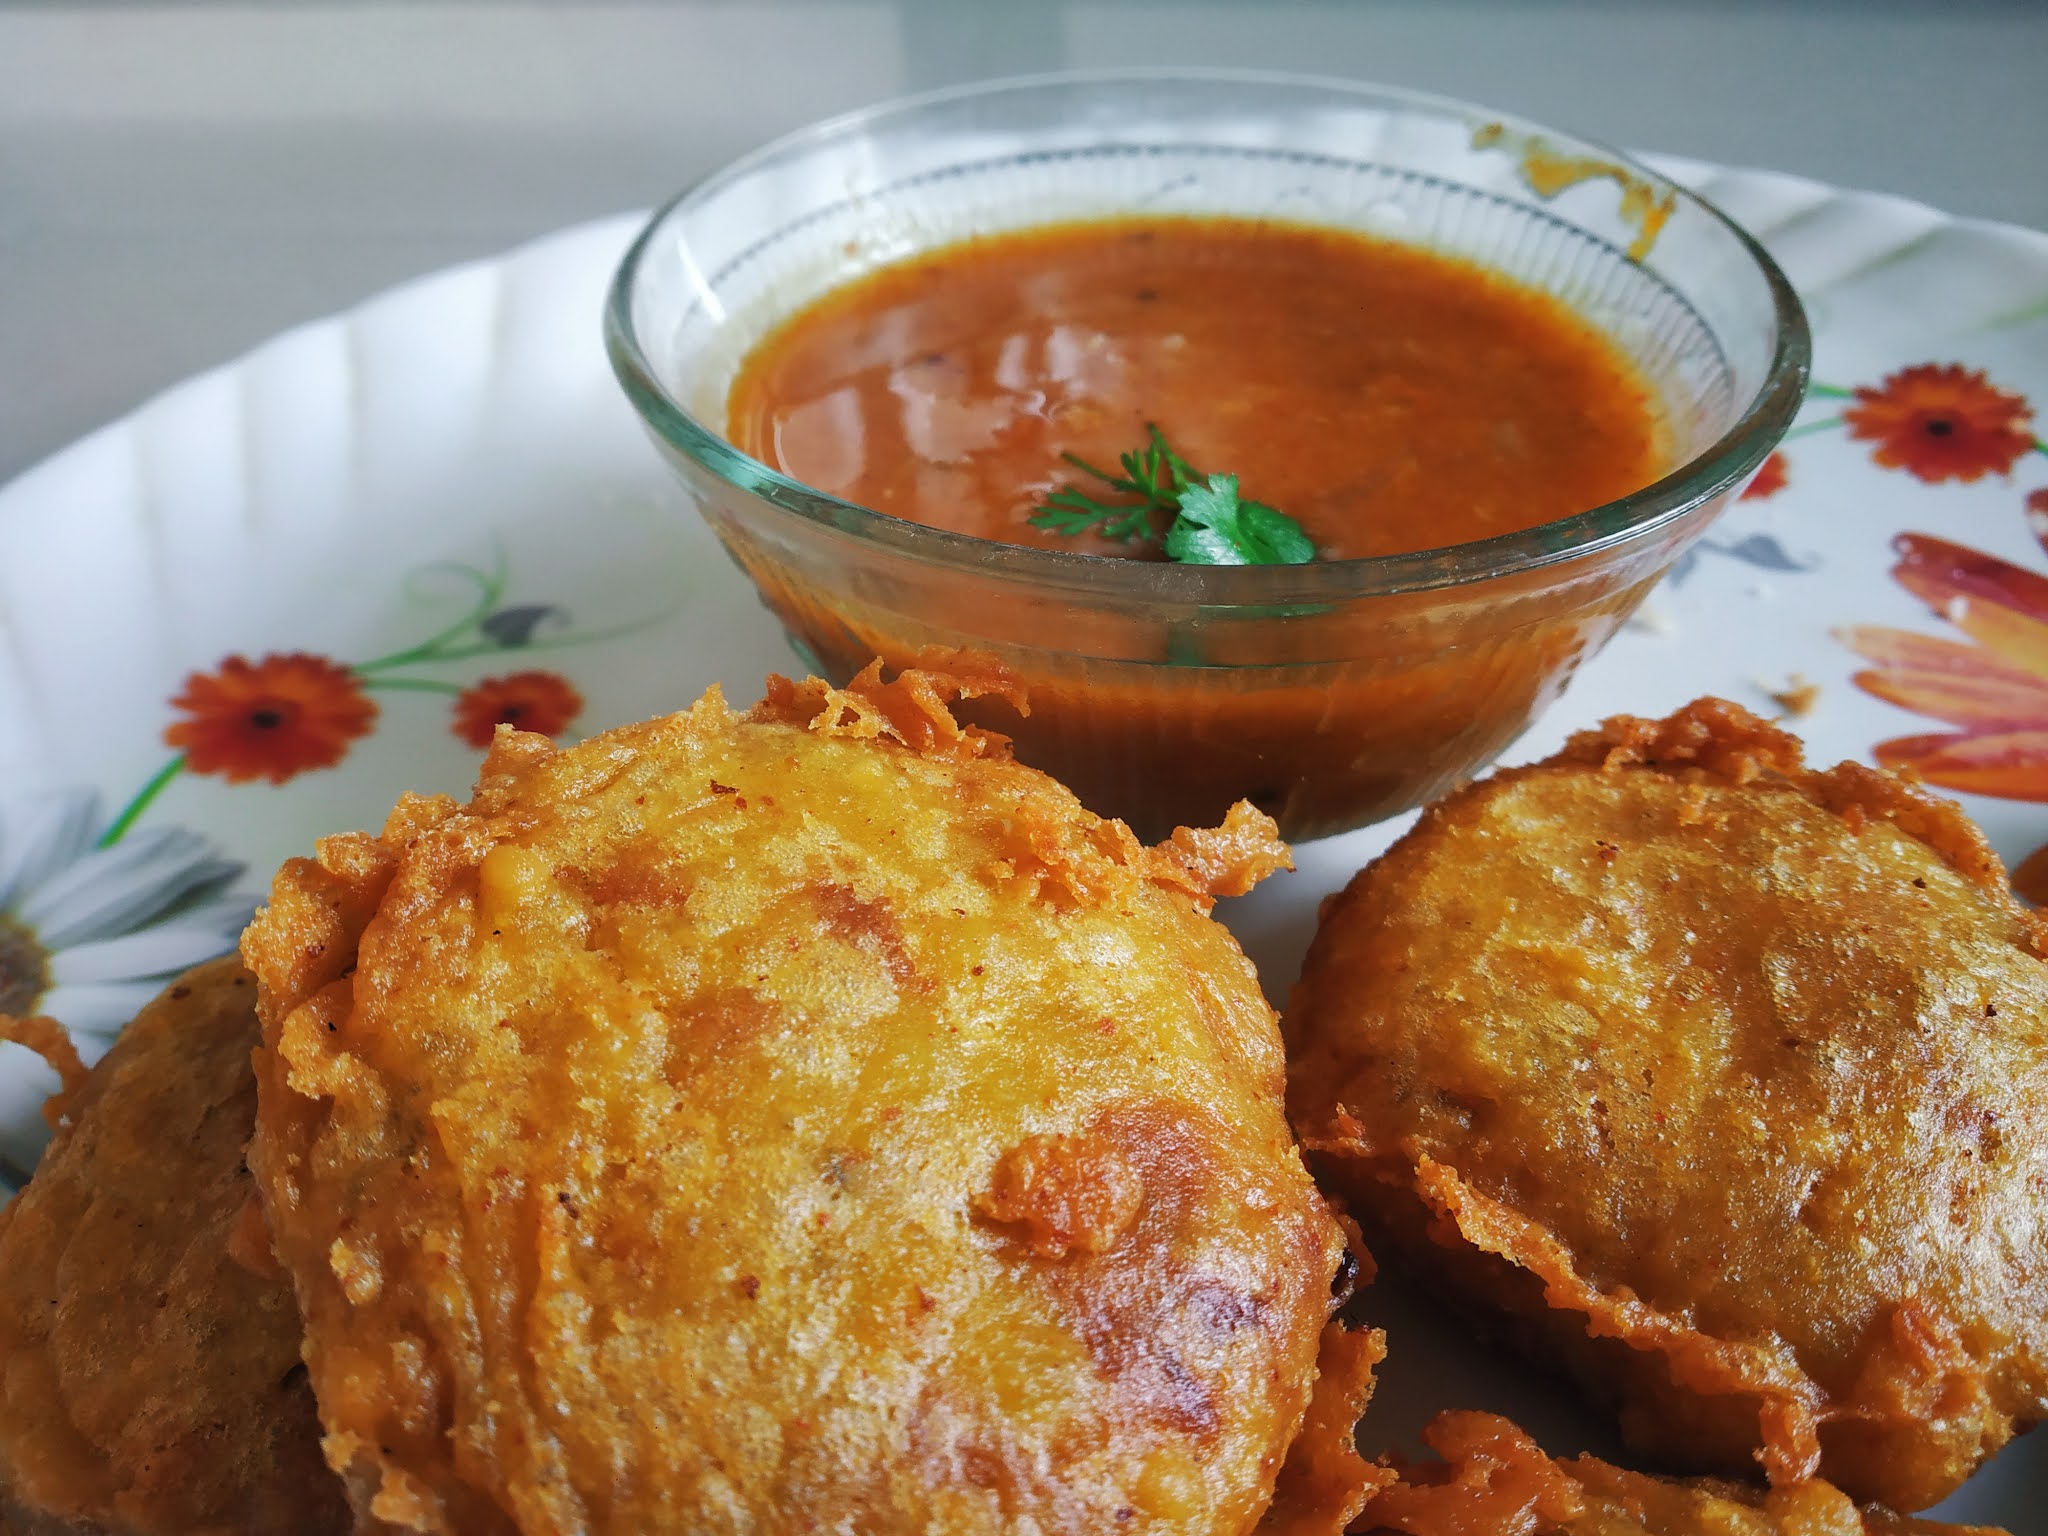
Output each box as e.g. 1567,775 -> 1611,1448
728,216 -> 1664,559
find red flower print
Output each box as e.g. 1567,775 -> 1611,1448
165,653 -> 377,785
2026,488 -> 2048,557
1842,364 -> 2034,484
451,671 -> 584,748
1838,535 -> 2048,799
1740,451 -> 1788,501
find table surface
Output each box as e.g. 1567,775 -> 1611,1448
3,0 -> 2047,487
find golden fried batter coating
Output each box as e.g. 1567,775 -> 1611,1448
1287,698 -> 2048,1513
1356,1411 -> 2007,1535
1257,1321 -> 1393,1535
244,664 -> 1355,1535
0,959 -> 349,1536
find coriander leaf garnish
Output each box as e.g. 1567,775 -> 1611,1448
1030,487 -> 1159,544
1168,474 -> 1318,567
1028,425 -> 1315,566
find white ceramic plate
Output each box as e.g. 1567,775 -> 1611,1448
2,159 -> 2044,1523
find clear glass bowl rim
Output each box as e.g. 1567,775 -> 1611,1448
604,66 -> 1813,605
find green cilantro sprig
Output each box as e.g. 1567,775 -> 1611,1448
1028,425 -> 1315,566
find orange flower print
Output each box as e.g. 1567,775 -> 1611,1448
2027,488 -> 2048,556
165,653 -> 377,785
1740,451 -> 1788,501
1838,534 -> 2048,800
1842,364 -> 2034,484
451,670 -> 584,748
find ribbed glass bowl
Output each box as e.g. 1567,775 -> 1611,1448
607,69 -> 1809,842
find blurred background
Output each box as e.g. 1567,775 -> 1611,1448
3,0 -> 2044,484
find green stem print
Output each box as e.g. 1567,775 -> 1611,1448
361,677 -> 466,696
101,548 -> 670,846
353,553 -> 513,674
96,755 -> 189,850
1780,416 -> 1843,442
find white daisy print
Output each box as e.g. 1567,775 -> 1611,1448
0,787 -> 251,1188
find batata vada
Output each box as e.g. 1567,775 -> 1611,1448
0,958 -> 348,1536
1286,698 -> 2048,1512
1357,1410 -> 2007,1535
244,661 -> 1374,1535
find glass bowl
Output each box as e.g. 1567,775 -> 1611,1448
606,68 -> 1809,843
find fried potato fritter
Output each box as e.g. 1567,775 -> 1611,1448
0,959 -> 348,1536
1356,1411 -> 2008,1535
244,664 -> 1358,1534
1287,699 -> 2048,1512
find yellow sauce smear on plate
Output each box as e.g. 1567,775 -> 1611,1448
727,215 -> 1665,560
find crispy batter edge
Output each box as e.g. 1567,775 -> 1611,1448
1406,1155 -> 1829,1486
1355,1410 -> 2013,1535
0,1018 -> 87,1131
754,659 -> 1294,908
1550,696 -> 2045,951
1257,1323 -> 1392,1534
749,654 -> 1026,762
